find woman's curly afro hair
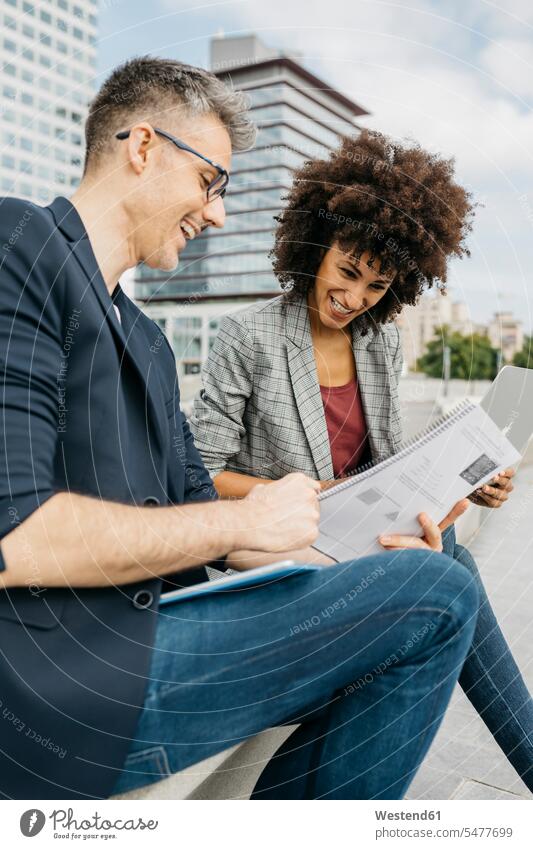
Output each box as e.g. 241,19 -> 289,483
271,129 -> 476,329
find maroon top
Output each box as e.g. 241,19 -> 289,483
320,378 -> 368,477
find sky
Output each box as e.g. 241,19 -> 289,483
97,0 -> 533,331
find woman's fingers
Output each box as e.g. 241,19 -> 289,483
482,483 -> 510,499
469,469 -> 516,509
438,499 -> 470,532
379,534 -> 429,550
379,512 -> 443,552
482,495 -> 506,508
418,512 -> 443,551
496,476 -> 514,494
472,480 -> 512,508
478,488 -> 508,507
486,470 -> 515,495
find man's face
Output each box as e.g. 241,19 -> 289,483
123,113 -> 232,272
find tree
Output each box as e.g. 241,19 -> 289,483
417,325 -> 499,380
513,336 -> 533,369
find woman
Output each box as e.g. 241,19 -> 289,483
191,130 -> 532,791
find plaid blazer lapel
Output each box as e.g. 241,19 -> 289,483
285,298 -> 334,479
351,320 -> 401,461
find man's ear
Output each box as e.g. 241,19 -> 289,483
126,123 -> 156,175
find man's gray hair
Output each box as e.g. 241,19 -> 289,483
84,55 -> 256,172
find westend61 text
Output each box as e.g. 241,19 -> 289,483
375,809 -> 441,820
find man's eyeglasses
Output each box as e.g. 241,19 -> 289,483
115,126 -> 229,203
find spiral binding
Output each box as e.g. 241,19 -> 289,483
318,399 -> 477,502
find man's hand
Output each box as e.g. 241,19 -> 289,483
468,468 -> 515,508
378,499 -> 470,552
240,472 -> 321,553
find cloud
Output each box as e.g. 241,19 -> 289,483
481,37 -> 533,100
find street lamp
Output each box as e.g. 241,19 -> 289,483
443,344 -> 451,397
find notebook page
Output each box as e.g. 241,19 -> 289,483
313,403 -> 521,562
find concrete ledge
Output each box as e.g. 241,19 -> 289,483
111,727 -> 296,801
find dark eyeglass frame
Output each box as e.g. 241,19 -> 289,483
115,126 -> 229,202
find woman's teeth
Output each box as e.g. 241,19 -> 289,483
330,295 -> 353,315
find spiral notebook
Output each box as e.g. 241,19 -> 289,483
312,400 -> 522,563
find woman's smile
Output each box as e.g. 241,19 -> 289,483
329,293 -> 359,320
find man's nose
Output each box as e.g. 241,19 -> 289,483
203,195 -> 226,229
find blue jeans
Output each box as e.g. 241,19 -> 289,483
111,546 -> 477,799
442,528 -> 533,790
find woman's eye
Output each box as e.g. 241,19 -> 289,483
371,283 -> 385,291
340,266 -> 356,278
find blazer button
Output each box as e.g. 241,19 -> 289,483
132,590 -> 154,610
143,496 -> 160,506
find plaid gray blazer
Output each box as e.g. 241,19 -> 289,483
190,294 -> 404,481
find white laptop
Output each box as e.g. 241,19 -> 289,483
480,365 -> 533,453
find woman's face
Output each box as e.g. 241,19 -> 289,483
309,243 -> 394,330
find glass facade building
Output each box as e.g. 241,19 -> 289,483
0,0 -> 97,204
135,36 -> 369,388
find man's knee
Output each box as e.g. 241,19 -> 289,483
338,549 -> 478,626
423,551 -> 479,633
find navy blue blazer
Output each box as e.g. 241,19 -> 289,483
0,196 -> 216,799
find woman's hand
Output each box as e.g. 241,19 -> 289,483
378,499 -> 470,552
320,477 -> 350,491
467,468 -> 515,508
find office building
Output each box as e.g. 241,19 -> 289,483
397,294 -> 525,371
396,294 -> 482,370
487,311 -> 524,363
0,0 -> 98,205
136,34 -> 369,389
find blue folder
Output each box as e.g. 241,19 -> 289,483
158,560 -> 322,606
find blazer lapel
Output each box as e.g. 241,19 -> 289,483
48,197 -> 167,455
113,287 -> 169,454
285,297 -> 334,479
351,321 -> 398,461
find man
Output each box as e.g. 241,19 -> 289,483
0,57 -> 477,800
